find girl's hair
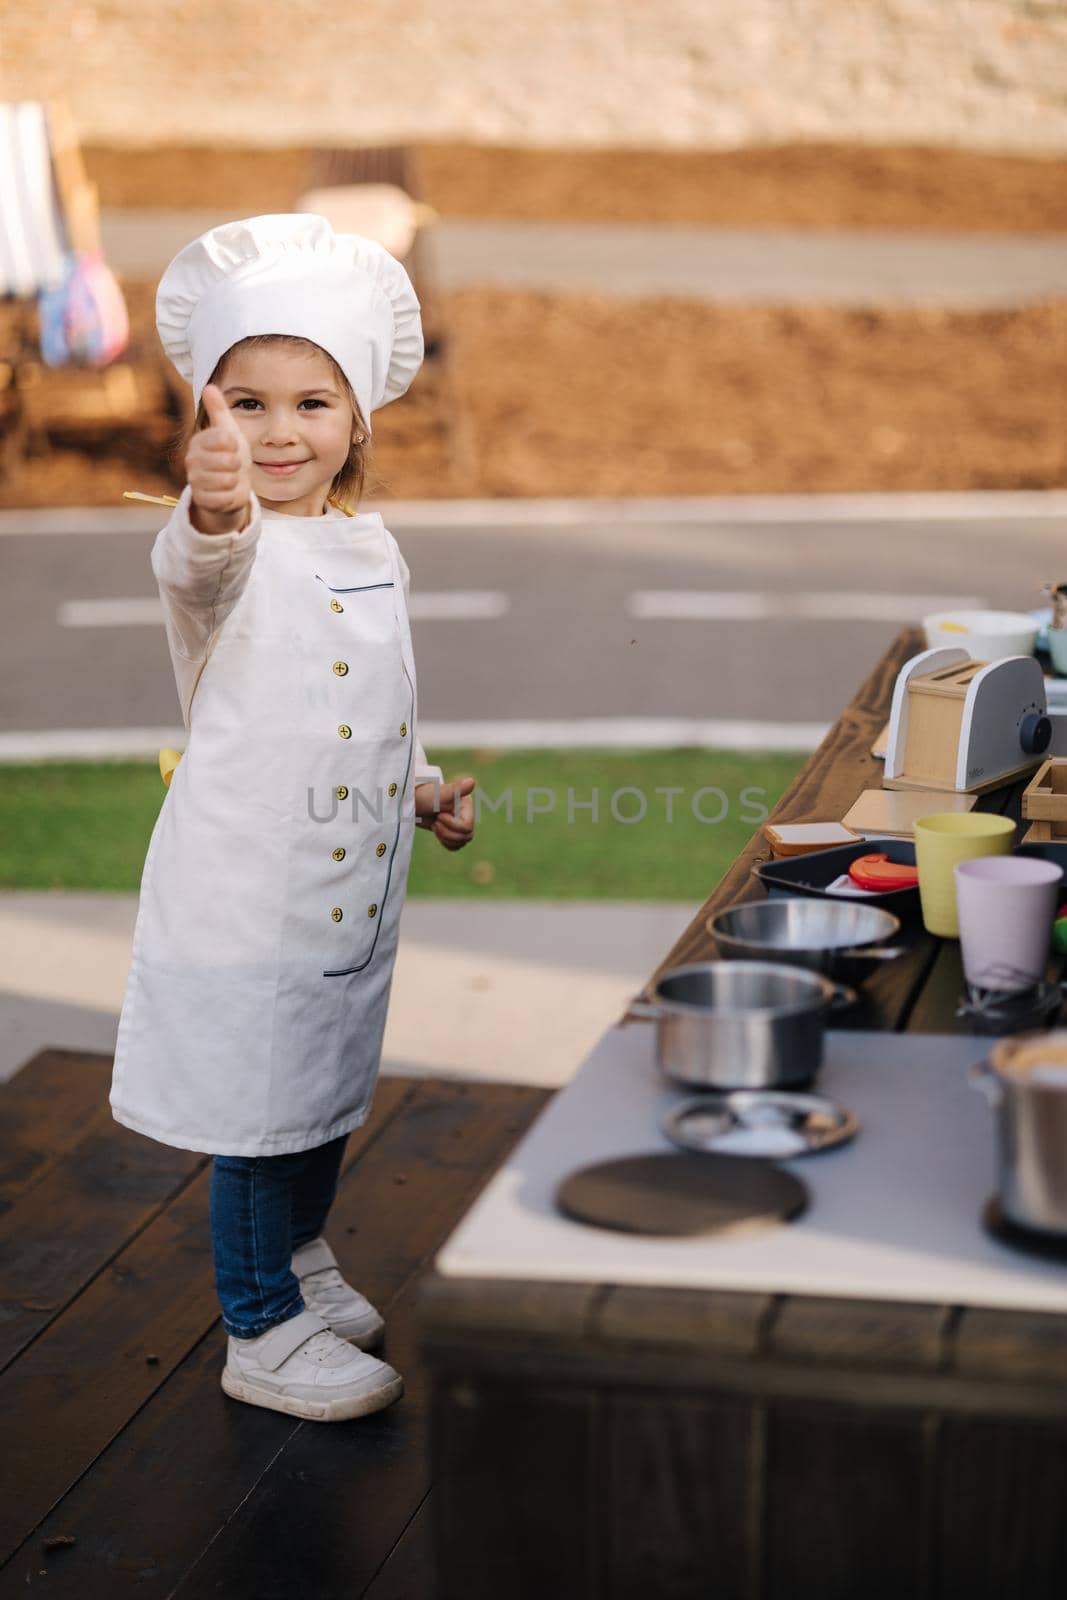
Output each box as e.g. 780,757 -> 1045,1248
172,334 -> 371,512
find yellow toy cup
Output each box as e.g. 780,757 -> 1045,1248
913,812 -> 1016,938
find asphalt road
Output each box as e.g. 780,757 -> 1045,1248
3,496 -> 1065,749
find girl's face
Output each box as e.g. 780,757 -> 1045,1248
215,343 -> 360,517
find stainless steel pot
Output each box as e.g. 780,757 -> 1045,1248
707,897 -> 903,987
971,1030 -> 1067,1235
628,960 -> 853,1090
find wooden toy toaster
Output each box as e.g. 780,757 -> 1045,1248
883,646 -> 1051,793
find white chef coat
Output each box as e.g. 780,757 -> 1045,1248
109,485 -> 444,1157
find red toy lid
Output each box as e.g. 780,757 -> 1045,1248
848,853 -> 920,892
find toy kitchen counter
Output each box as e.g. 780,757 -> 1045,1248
417,630 -> 1067,1600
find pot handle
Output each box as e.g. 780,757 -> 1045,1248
827,982 -> 858,1013
839,944 -> 904,964
626,997 -> 662,1022
969,1057 -> 1003,1108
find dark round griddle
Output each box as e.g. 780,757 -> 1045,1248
982,1196 -> 1067,1262
555,1151 -> 808,1238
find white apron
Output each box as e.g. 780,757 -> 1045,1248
110,497 -> 429,1156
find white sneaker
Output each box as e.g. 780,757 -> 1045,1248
291,1235 -> 385,1349
221,1308 -> 403,1422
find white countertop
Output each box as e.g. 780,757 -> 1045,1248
435,1024 -> 1067,1314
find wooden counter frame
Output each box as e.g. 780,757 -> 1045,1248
418,629 -> 1067,1600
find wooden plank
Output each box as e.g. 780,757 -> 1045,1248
764,1404 -> 933,1600
43,99 -> 100,255
361,1493 -> 437,1600
603,1392 -> 761,1600
0,1076 -> 416,1567
166,1083 -> 546,1600
0,1048 -> 114,1205
592,1283 -> 767,1359
934,1417 -> 1067,1597
1,1081 -> 545,1597
421,1281 -> 770,1396
903,938 -> 968,1034
432,1379 -> 597,1600
0,1117 -> 205,1371
950,1307 -> 1067,1385
769,1296 -> 946,1374
827,921 -> 939,1036
417,1274 -> 599,1346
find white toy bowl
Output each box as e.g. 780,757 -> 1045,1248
922,609 -> 1039,661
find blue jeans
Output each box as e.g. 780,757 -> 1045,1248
209,1132 -> 349,1339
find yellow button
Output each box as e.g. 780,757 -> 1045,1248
388,782 -> 397,797
376,842 -> 387,857
331,907 -> 343,922
333,661 -> 348,676
336,784 -> 349,800
332,847 -> 346,862
330,598 -> 344,613
367,903 -> 378,918
399,722 -> 407,737
338,724 -> 352,739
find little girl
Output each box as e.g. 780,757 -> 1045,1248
110,214 -> 475,1423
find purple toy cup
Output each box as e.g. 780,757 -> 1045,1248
954,855 -> 1064,993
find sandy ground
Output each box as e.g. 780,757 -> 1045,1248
2,278 -> 1063,508
84,142 -> 1067,233
2,142 -> 1065,508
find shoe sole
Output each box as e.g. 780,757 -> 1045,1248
221,1367 -> 403,1422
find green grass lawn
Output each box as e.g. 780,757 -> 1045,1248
0,748 -> 805,898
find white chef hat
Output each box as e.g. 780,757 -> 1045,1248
155,213 -> 423,435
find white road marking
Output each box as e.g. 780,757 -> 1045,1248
57,592 -> 511,627
407,592 -> 510,620
628,591 -> 985,622
0,719 -> 832,762
58,598 -> 165,628
57,588 -> 981,630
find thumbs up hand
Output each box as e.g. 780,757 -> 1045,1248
186,383 -> 253,535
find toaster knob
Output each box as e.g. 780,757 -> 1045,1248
1020,712 -> 1052,755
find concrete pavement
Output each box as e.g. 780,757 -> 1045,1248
100,211 -> 1067,306
0,891 -> 696,1091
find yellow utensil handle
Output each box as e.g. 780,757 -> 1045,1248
124,491 -> 181,507
159,748 -> 183,786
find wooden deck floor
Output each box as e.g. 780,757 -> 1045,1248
0,1048 -> 548,1598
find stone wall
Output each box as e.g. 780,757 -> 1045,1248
3,0 -> 1066,152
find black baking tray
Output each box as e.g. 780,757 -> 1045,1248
753,839 -> 920,910
1016,841 -> 1067,878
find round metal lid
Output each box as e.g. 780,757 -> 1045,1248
662,1090 -> 859,1159
554,1151 -> 808,1237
